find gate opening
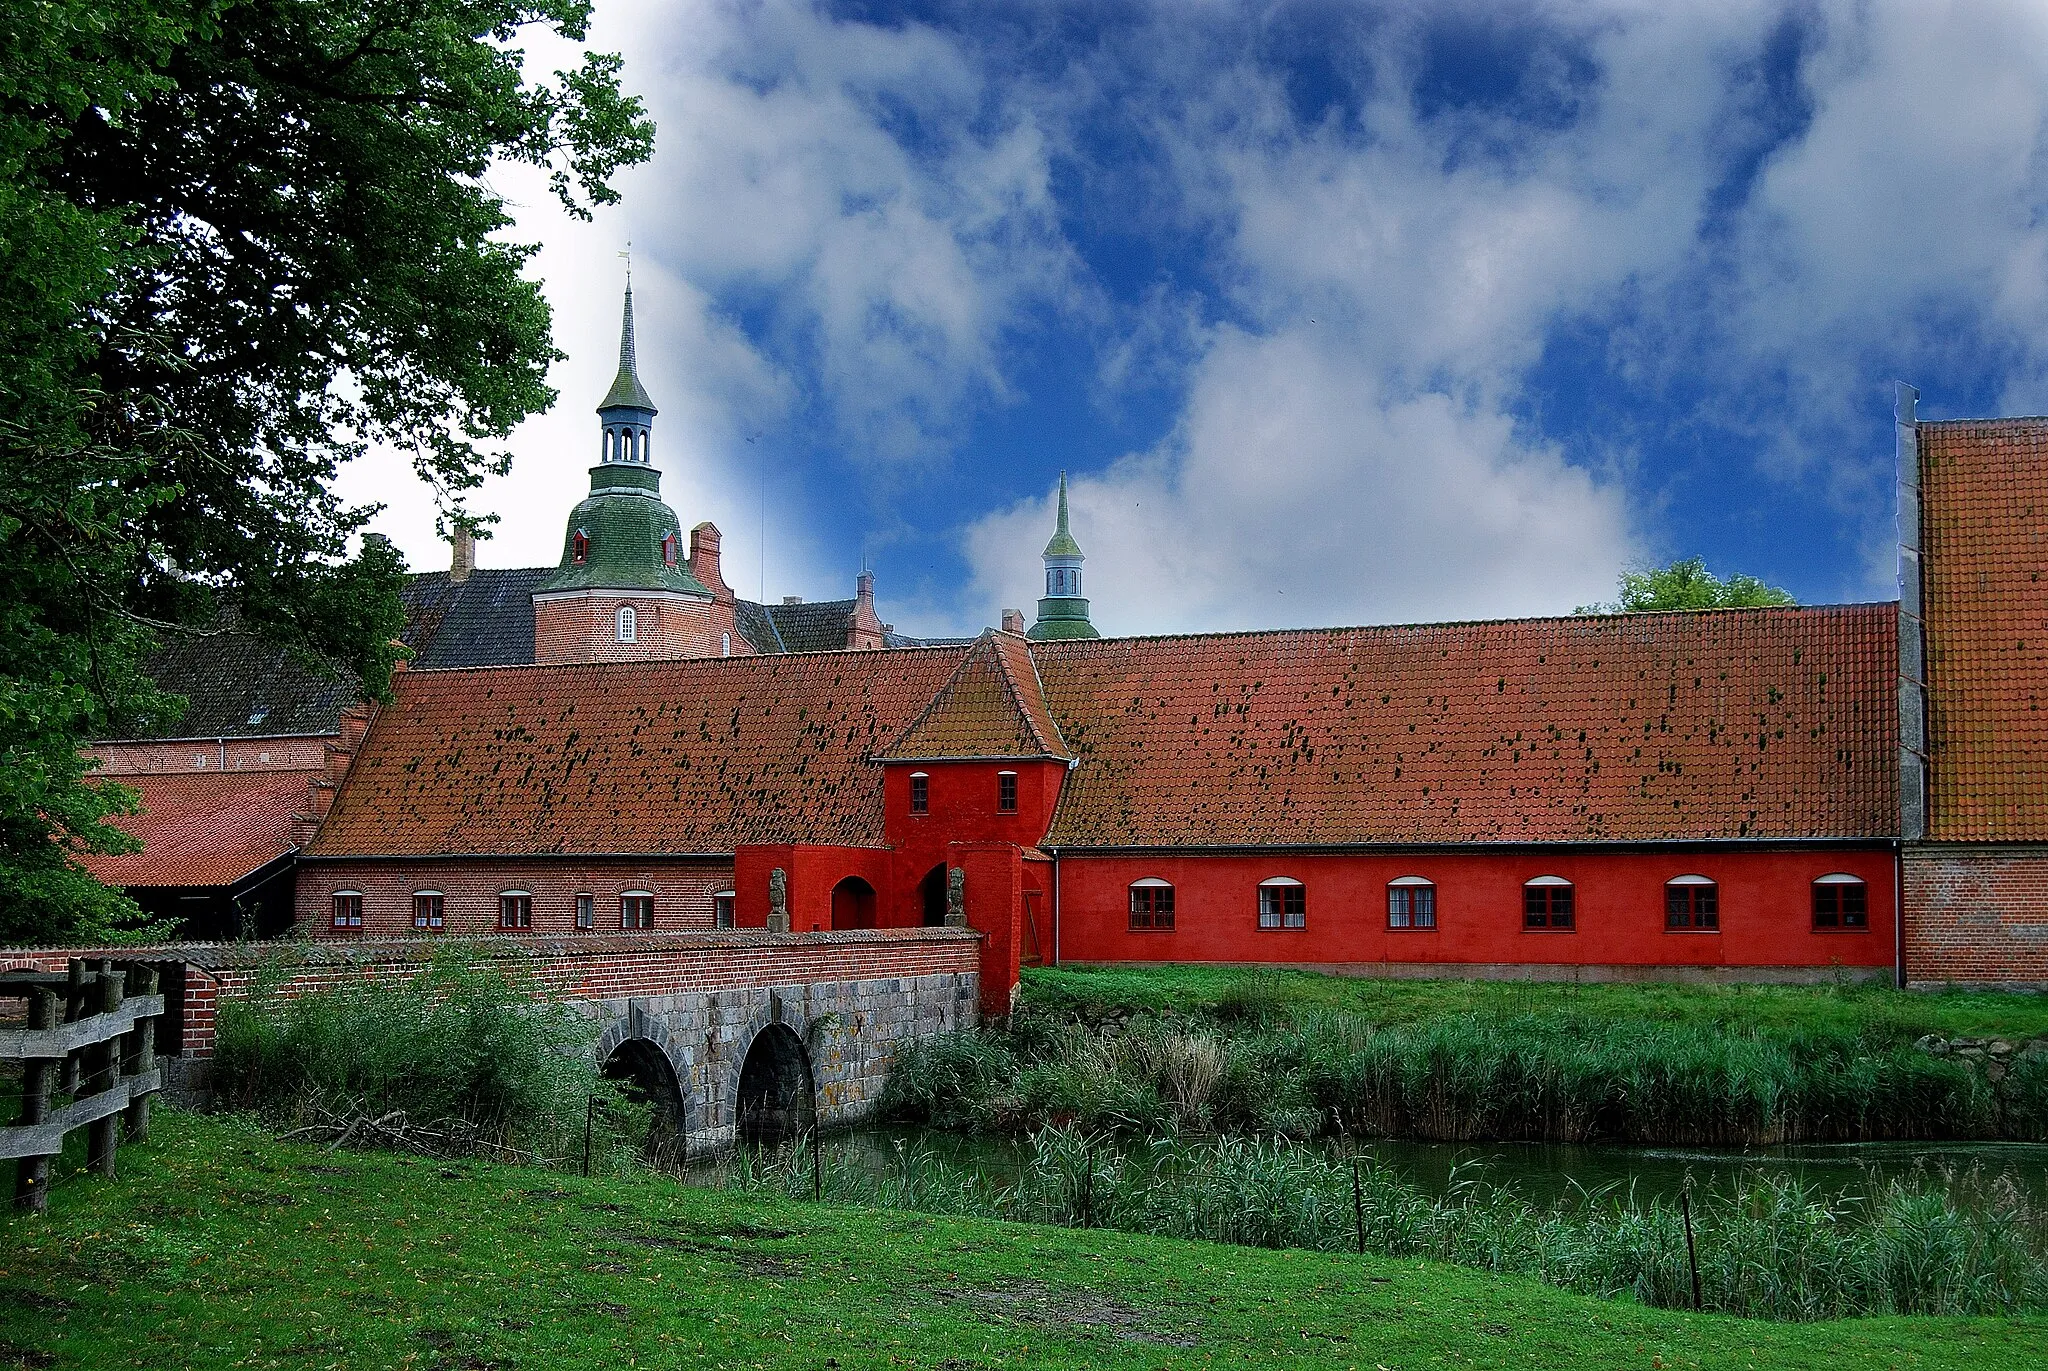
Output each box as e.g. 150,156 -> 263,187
602,1038 -> 687,1166
829,876 -> 876,930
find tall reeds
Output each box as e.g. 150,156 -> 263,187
705,1125 -> 2048,1321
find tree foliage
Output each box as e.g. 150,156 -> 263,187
0,0 -> 652,942
1575,558 -> 1798,616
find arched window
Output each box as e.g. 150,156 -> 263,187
411,891 -> 445,931
1388,876 -> 1436,929
616,604 -> 637,643
713,890 -> 737,929
330,891 -> 363,931
1665,875 -> 1718,930
1258,876 -> 1306,929
722,632 -> 732,657
909,772 -> 929,814
1813,874 -> 1869,930
997,770 -> 1019,813
1129,878 -> 1174,931
1523,876 -> 1574,930
498,890 -> 532,930
572,529 -> 589,564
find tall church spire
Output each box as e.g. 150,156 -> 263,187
597,284 -> 657,463
1027,471 -> 1100,640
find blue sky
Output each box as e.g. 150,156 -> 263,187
343,0 -> 2048,638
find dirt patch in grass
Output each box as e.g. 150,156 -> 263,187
934,1279 -> 1197,1346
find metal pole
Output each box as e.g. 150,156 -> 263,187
812,1130 -> 823,1203
1351,1157 -> 1366,1255
582,1096 -> 596,1178
1680,1188 -> 1702,1312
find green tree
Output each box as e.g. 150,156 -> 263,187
0,0 -> 652,942
1575,558 -> 1798,616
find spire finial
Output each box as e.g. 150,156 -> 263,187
1056,470 -> 1070,536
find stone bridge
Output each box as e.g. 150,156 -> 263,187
1,928 -> 982,1156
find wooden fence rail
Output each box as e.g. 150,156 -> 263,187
2,960 -> 164,1213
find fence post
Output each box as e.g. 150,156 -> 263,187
582,1096 -> 596,1178
811,1129 -> 823,1204
60,959 -> 84,1095
12,989 -> 58,1214
1680,1186 -> 1702,1313
1351,1157 -> 1366,1255
124,965 -> 158,1144
86,962 -> 125,1180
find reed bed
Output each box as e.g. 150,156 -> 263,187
883,990 -> 2048,1144
703,1125 -> 2048,1321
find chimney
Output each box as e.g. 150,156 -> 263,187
1001,608 -> 1025,635
784,595 -> 804,606
689,522 -> 732,602
849,570 -> 885,650
450,526 -> 476,583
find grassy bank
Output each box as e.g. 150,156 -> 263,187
4,1111 -> 2046,1369
883,967 -> 2048,1144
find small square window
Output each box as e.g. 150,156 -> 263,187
499,894 -> 532,931
1813,879 -> 1868,930
1665,882 -> 1718,931
574,893 -> 594,930
909,774 -> 929,815
621,894 -> 655,930
412,893 -> 444,931
714,893 -> 736,930
1258,883 -> 1306,929
998,772 -> 1018,813
1524,883 -> 1573,930
1129,884 -> 1175,931
331,893 -> 362,930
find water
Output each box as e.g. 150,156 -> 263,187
816,1125 -> 2048,1210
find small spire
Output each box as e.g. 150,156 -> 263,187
1056,471 -> 1070,535
1041,470 -> 1083,558
598,280 -> 657,414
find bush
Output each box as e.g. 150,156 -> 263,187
211,950 -> 638,1166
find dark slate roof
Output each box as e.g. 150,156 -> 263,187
400,569 -> 549,669
765,599 -> 858,652
120,628 -> 358,741
734,599 -> 786,655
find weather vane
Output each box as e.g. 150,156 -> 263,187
618,241 -> 631,288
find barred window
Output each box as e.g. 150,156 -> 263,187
1813,875 -> 1869,930
1388,878 -> 1436,929
1258,878 -> 1306,929
1665,876 -> 1718,931
1523,878 -> 1573,930
1129,879 -> 1175,931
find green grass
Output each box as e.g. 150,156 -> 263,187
3,1112 -> 2046,1370
1024,964 -> 2048,1040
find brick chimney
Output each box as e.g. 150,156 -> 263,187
450,526 -> 476,583
848,570 -> 886,649
689,522 -> 733,602
1001,608 -> 1025,635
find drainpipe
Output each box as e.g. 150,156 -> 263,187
1894,843 -> 1905,990
1051,851 -> 1061,967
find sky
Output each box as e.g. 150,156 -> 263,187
338,0 -> 2048,640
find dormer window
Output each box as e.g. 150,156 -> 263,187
616,604 -> 637,643
661,533 -> 677,566
572,529 -> 589,565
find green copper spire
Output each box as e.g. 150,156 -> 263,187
597,286 -> 657,414
1042,470 -> 1083,558
1028,470 -> 1100,640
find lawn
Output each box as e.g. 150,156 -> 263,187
1023,963 -> 2048,1041
2,1111 -> 2045,1369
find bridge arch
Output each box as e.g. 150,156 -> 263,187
735,1021 -> 816,1147
596,1023 -> 689,1165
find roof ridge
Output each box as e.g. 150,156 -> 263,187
993,630 -> 1071,759
401,640 -> 974,677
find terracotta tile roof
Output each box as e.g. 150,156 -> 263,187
1919,417 -> 2048,841
1030,606 -> 1898,848
307,648 -> 971,857
880,632 -> 1073,761
81,770 -> 310,889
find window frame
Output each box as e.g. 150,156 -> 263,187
1663,875 -> 1719,931
909,771 -> 929,815
330,891 -> 363,931
1522,877 -> 1574,931
713,890 -> 737,930
572,529 -> 589,565
412,890 -> 445,932
1812,874 -> 1870,931
1387,876 -> 1436,930
574,892 -> 594,931
997,770 -> 1019,814
616,604 -> 638,643
498,891 -> 533,931
661,533 -> 678,567
1257,877 -> 1307,930
620,890 -> 655,930
1128,878 -> 1175,932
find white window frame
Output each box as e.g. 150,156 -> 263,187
616,604 -> 638,643
620,889 -> 655,930
712,889 -> 737,930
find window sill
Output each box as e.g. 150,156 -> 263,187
1664,927 -> 1721,934
1811,926 -> 1872,933
1126,926 -> 1176,934
1386,925 -> 1438,932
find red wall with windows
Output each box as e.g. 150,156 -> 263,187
1053,848 -> 1897,974
882,760 -> 1065,928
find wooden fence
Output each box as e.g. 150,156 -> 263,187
2,960 -> 164,1213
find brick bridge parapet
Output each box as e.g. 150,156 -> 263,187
1,929 -> 981,1153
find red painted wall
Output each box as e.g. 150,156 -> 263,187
1053,848 -> 1897,973
881,759 -> 1064,927
733,845 -> 894,932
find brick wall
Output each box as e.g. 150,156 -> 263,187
93,736 -> 331,775
534,591 -> 714,663
296,857 -> 737,939
1903,845 -> 2048,986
